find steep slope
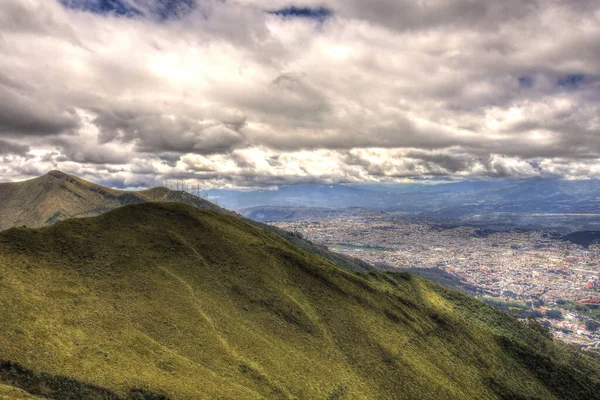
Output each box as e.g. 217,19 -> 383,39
0,203 -> 598,399
0,170 -> 220,231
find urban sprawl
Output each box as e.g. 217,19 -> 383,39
273,213 -> 600,348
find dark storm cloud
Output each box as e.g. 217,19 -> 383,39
403,150 -> 472,174
0,86 -> 80,136
341,149 -> 539,179
53,140 -> 131,164
0,140 -> 30,155
213,72 -> 333,127
93,109 -> 248,154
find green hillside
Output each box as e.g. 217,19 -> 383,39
0,203 -> 598,399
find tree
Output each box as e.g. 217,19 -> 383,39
545,309 -> 563,320
586,320 -> 600,332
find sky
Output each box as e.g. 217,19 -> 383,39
0,0 -> 599,188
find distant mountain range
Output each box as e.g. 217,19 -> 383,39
211,179 -> 600,231
210,179 -> 600,213
1,202 -> 598,399
240,206 -> 382,222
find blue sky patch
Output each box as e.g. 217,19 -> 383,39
153,0 -> 195,20
269,6 -> 333,20
60,0 -> 137,16
558,73 -> 585,88
518,75 -> 533,88
60,0 -> 195,20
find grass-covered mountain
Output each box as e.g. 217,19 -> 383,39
0,170 -> 221,231
0,203 -> 599,399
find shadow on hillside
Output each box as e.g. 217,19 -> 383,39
0,360 -> 169,400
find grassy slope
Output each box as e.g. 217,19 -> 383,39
0,384 -> 40,399
0,203 -> 598,399
252,223 -> 372,272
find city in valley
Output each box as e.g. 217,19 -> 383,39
272,213 -> 600,348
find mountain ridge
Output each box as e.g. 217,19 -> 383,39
0,171 -> 371,272
0,170 -> 221,231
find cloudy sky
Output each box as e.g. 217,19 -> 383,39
0,0 -> 599,188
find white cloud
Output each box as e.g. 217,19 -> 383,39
0,0 -> 599,187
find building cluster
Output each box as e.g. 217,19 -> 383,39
273,214 -> 600,346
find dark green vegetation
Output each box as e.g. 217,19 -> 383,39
1,203 -> 599,399
587,321 -> 600,332
0,361 -> 167,399
562,231 -> 600,247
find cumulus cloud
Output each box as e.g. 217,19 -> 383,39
0,84 -> 80,136
0,0 -> 599,187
